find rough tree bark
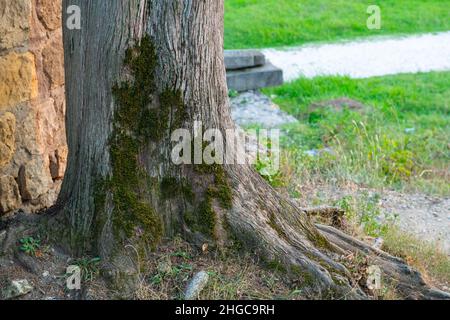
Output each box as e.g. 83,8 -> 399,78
54,0 -> 449,299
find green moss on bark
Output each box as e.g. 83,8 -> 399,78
181,164 -> 233,238
160,177 -> 179,197
160,177 -> 195,205
194,164 -> 233,210
268,212 -> 289,241
290,264 -> 316,286
159,89 -> 187,131
96,35 -> 233,246
100,36 -> 164,247
197,194 -> 217,238
181,184 -> 195,203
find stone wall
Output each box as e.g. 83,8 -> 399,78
0,0 -> 66,215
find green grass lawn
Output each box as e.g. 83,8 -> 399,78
225,0 -> 450,49
262,72 -> 450,195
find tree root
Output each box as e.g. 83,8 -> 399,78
301,206 -> 345,228
226,165 -> 450,300
2,177 -> 449,300
317,224 -> 450,300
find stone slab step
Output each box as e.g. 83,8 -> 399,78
226,62 -> 283,92
224,50 -> 265,70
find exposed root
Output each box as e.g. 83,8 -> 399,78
226,164 -> 450,300
301,206 -> 344,228
2,169 -> 449,300
317,224 -> 450,300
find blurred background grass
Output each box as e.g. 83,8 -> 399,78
225,0 -> 450,49
263,72 -> 450,195
225,0 -> 450,195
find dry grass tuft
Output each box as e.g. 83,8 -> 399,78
133,237 -> 303,300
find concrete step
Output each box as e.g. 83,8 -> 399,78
226,62 -> 283,92
224,50 -> 265,70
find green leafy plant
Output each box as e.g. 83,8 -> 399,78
254,158 -> 284,187
228,89 -> 239,98
336,193 -> 396,237
72,257 -> 101,282
254,137 -> 285,188
171,250 -> 192,260
19,237 -> 41,256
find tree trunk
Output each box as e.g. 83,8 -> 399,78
57,0 -> 449,299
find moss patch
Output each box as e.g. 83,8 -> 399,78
96,35 -> 234,246
99,36 -> 164,247
268,212 -> 289,242
290,264 -> 316,287
181,164 -> 233,238
159,89 -> 187,131
266,259 -> 287,273
195,164 -> 233,210
160,177 -> 195,205
160,177 -> 179,197
181,184 -> 195,204
197,195 -> 217,238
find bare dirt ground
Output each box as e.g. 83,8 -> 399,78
0,245 -> 109,300
0,236 -> 296,300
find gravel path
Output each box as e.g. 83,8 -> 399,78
230,91 -> 297,128
263,32 -> 450,81
379,191 -> 450,254
299,186 -> 450,255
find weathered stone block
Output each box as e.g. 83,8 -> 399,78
0,0 -> 66,215
36,98 -> 61,149
0,52 -> 38,109
49,148 -> 67,180
224,50 -> 265,70
0,112 -> 16,169
17,160 -> 53,202
0,0 -> 31,50
226,63 -> 283,92
1,279 -> 33,299
36,0 -> 62,31
0,175 -> 21,215
42,31 -> 64,88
